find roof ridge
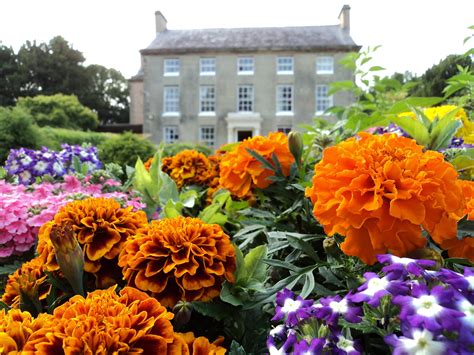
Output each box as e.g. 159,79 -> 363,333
162,24 -> 340,32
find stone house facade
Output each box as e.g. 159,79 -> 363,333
129,5 -> 360,147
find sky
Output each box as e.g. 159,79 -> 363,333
1,0 -> 473,79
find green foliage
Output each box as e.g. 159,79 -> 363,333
162,142 -> 213,157
16,94 -> 99,130
0,44 -> 22,106
98,131 -> 157,168
37,126 -> 115,151
0,106 -> 42,163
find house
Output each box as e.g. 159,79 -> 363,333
129,5 -> 360,147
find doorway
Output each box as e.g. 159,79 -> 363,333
237,130 -> 253,141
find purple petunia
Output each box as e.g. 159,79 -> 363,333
272,288 -> 314,327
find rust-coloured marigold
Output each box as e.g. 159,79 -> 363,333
219,132 -> 295,198
144,156 -> 154,171
22,286 -> 184,354
0,308 -> 51,353
305,133 -> 465,265
439,179 -> 474,262
161,149 -> 212,188
119,216 -> 236,307
37,197 -> 148,287
2,257 -> 50,308
177,332 -> 227,355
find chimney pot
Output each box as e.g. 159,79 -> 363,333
338,5 -> 350,32
155,11 -> 167,33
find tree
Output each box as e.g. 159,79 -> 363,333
411,54 -> 473,98
80,64 -> 130,124
16,94 -> 99,131
0,44 -> 22,106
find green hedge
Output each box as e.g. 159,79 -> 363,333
38,127 -> 116,151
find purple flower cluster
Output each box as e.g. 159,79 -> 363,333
268,255 -> 474,354
5,144 -> 102,184
267,289 -> 362,354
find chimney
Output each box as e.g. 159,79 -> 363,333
338,5 -> 350,32
155,11 -> 167,33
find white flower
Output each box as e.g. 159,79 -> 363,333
329,298 -> 348,314
458,298 -> 474,327
466,275 -> 474,291
34,161 -> 48,173
336,336 -> 355,353
412,295 -> 442,317
20,155 -> 32,165
362,276 -> 389,296
281,298 -> 301,314
398,329 -> 445,355
269,325 -> 285,337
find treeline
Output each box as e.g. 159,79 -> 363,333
0,36 -> 129,124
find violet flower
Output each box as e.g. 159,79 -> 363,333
377,254 -> 437,279
272,289 -> 314,326
293,337 -> 325,354
385,328 -> 452,355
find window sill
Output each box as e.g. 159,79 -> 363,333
200,72 -> 216,76
199,112 -> 216,117
164,73 -> 180,77
238,71 -> 254,76
316,71 -> 334,75
162,112 -> 180,117
276,112 -> 294,116
277,71 -> 294,75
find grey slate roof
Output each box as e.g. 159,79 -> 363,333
141,25 -> 360,54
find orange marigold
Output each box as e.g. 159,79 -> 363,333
177,332 -> 226,355
2,257 -> 50,308
305,133 -> 465,265
161,149 -> 212,188
22,286 -> 184,354
439,179 -> 474,262
0,308 -> 51,353
219,132 -> 295,198
119,216 -> 236,307
37,197 -> 148,288
144,156 -> 154,171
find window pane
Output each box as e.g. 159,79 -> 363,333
277,126 -> 292,134
238,85 -> 254,112
200,58 -> 216,74
316,57 -> 334,74
316,85 -> 333,113
164,59 -> 180,74
277,56 -> 294,73
164,86 -> 179,113
238,57 -> 254,73
276,85 -> 293,112
200,86 -> 216,112
199,126 -> 215,147
164,126 -> 179,143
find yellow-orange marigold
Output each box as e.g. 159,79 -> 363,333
37,197 -> 148,288
22,286 -> 184,354
219,132 -> 295,198
119,216 -> 236,307
305,133 -> 465,265
0,308 -> 51,353
144,156 -> 154,171
161,149 -> 212,188
1,257 -> 50,308
439,179 -> 474,262
177,332 -> 226,355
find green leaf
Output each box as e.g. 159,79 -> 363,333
192,300 -> 235,321
229,340 -> 247,355
220,282 -> 245,306
368,65 -> 385,71
300,272 -> 315,298
286,235 -> 319,261
262,258 -> 300,272
239,245 -> 268,286
245,148 -> 275,172
388,97 -> 444,114
429,119 -> 462,151
0,300 -> 10,310
345,112 -> 389,132
391,115 -> 430,146
163,200 -> 183,218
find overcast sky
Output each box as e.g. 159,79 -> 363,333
1,0 -> 473,79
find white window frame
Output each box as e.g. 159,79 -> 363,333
315,85 -> 333,115
316,56 -> 334,75
163,126 -> 179,143
163,86 -> 180,115
277,126 -> 292,134
200,57 -> 216,76
238,85 -> 254,112
277,56 -> 294,75
276,85 -> 293,115
164,58 -> 180,76
237,57 -> 254,75
199,126 -> 216,147
199,86 -> 216,114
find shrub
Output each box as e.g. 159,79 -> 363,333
162,142 -> 213,157
0,107 -> 42,164
98,131 -> 157,167
38,126 -> 115,151
16,94 -> 99,130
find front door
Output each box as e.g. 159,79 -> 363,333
237,130 -> 253,142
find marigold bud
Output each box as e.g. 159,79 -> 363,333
323,237 -> 340,257
50,222 -> 85,295
288,131 -> 303,164
406,247 -> 444,269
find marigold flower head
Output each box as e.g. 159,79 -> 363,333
144,156 -> 154,171
177,332 -> 227,355
0,308 -> 51,353
161,149 -> 212,188
119,216 -> 236,307
306,133 -> 465,264
23,286 -> 184,353
2,257 -> 50,308
37,197 -> 148,288
219,132 -> 295,198
439,179 -> 474,262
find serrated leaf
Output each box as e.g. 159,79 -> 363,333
220,282 -> 245,306
192,300 -> 235,321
